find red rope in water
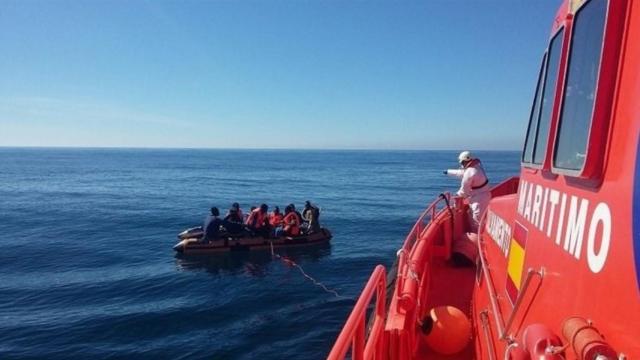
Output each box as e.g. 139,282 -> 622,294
270,241 -> 349,300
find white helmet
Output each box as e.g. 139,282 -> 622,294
458,150 -> 474,164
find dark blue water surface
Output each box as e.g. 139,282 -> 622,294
0,148 -> 519,359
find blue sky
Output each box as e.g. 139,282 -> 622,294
0,0 -> 561,150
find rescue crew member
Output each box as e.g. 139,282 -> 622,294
282,205 -> 301,237
247,204 -> 270,237
444,151 -> 491,231
269,206 -> 284,227
302,201 -> 321,233
203,207 -> 223,243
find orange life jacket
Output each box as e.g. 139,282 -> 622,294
269,213 -> 284,227
283,212 -> 300,236
247,208 -> 266,228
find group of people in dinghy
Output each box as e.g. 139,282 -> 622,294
201,201 -> 321,243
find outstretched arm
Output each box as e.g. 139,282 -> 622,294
445,169 -> 464,178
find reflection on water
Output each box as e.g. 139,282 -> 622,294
174,243 -> 332,276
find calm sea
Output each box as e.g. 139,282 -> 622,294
0,148 -> 520,359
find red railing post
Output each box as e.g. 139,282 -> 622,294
328,265 -> 387,360
353,317 -> 365,360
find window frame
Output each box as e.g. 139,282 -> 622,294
521,26 -> 566,170
521,54 -> 547,165
550,0 -> 627,180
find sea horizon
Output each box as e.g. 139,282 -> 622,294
0,145 -> 521,152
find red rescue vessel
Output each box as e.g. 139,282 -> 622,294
329,0 -> 640,359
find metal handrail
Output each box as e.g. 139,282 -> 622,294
395,193 -> 452,298
330,179 -> 521,359
401,193 -> 451,253
477,211 -> 545,342
480,310 -> 497,360
501,267 -> 544,340
327,265 -> 387,360
476,213 -> 507,337
331,179 -> 521,359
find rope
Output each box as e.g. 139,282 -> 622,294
270,241 -> 350,300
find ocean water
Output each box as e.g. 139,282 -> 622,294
0,148 -> 520,359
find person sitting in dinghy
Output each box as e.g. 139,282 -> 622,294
444,151 -> 491,232
226,202 -> 244,221
288,203 -> 304,226
245,206 -> 257,224
269,206 -> 284,228
302,201 -> 321,233
246,204 -> 271,238
203,207 -> 223,243
223,203 -> 244,235
282,205 -> 301,237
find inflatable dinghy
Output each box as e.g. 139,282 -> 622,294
173,227 -> 332,254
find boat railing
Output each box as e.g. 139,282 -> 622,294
395,177 -> 520,304
401,176 -> 518,255
329,179 -> 521,359
396,192 -> 452,296
327,265 -> 387,360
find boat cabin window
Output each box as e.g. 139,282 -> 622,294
533,29 -> 564,165
522,29 -> 564,166
553,0 -> 607,171
522,56 -> 545,164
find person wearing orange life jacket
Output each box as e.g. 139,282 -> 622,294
282,205 -> 301,237
444,151 -> 491,232
288,203 -> 304,225
269,206 -> 284,227
246,204 -> 270,237
244,206 -> 256,224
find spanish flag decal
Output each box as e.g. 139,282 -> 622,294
506,222 -> 528,305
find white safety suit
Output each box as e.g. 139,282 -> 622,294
446,160 -> 491,232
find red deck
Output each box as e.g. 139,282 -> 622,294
414,257 -> 476,360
